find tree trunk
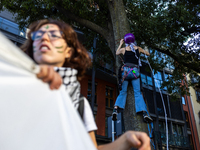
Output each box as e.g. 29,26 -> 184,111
107,0 -> 130,67
123,84 -> 150,133
107,0 -> 152,146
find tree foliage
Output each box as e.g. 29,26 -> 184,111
1,0 -> 200,98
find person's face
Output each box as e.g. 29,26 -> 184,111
33,24 -> 72,67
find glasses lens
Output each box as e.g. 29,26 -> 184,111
31,31 -> 44,40
31,30 -> 63,40
49,31 -> 62,39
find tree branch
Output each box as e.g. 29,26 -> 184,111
150,45 -> 200,73
55,5 -> 109,41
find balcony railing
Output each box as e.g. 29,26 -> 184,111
97,64 -> 116,77
154,131 -> 190,148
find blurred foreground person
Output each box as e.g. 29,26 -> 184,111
22,19 -> 151,150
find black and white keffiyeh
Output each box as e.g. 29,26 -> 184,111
55,67 -> 81,109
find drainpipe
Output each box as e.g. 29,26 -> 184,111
91,36 -> 97,113
151,71 -> 159,150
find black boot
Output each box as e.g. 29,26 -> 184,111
143,111 -> 153,123
112,108 -> 118,121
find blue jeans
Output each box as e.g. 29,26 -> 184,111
114,67 -> 148,113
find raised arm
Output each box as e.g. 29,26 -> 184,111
116,39 -> 125,55
138,46 -> 150,56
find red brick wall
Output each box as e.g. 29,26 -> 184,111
182,77 -> 200,150
80,75 -> 116,136
182,95 -> 200,150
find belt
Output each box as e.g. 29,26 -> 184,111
124,63 -> 138,68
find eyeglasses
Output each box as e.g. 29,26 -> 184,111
31,30 -> 64,41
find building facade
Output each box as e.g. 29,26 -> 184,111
2,9 -> 199,150
186,74 -> 200,148
80,52 -> 199,150
0,10 -> 27,46
80,66 -> 117,144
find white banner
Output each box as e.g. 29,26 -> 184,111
0,33 -> 96,150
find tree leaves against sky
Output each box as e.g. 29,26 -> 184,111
1,0 -> 200,99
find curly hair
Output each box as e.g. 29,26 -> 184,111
21,19 -> 92,81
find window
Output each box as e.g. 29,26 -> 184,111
105,116 -> 108,136
164,73 -> 173,91
164,73 -> 172,82
190,74 -> 198,84
141,73 -> 153,86
177,125 -> 183,136
182,97 -> 186,105
184,111 -> 190,128
158,121 -> 170,133
172,124 -> 184,146
105,86 -> 114,108
158,121 -> 170,145
166,58 -> 175,70
154,51 -> 163,64
172,123 -> 178,136
195,89 -> 200,103
154,71 -> 163,88
159,121 -> 165,132
141,74 -> 147,84
199,111 -> 200,125
87,80 -> 97,104
147,76 -> 153,86
164,54 -> 175,70
152,50 -> 174,70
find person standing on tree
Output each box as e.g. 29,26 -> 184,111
112,33 -> 153,123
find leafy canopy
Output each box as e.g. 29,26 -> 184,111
1,0 -> 200,97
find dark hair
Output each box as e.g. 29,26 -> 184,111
21,19 -> 91,81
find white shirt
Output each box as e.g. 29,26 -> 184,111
83,98 -> 97,132
55,67 -> 97,132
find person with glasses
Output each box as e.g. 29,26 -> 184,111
21,18 -> 98,146
21,19 -> 151,150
